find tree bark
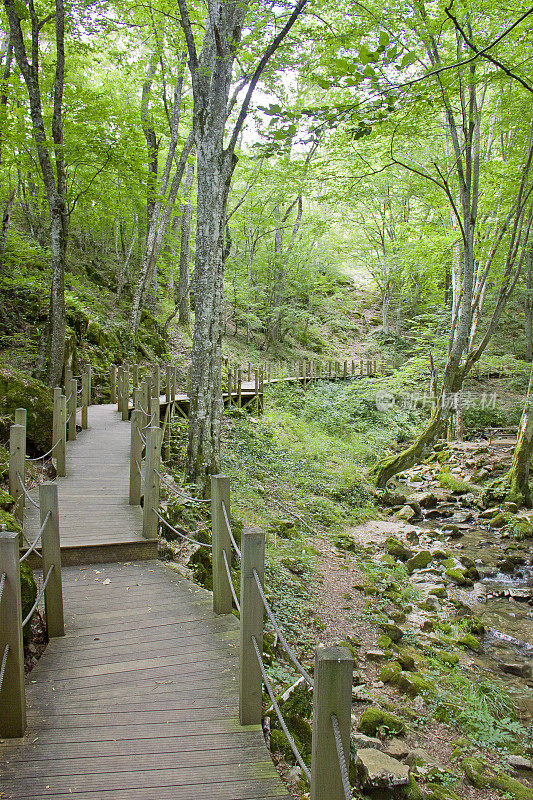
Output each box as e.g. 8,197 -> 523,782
178,159 -> 194,325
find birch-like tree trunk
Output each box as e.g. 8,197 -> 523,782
3,0 -> 68,385
178,159 -> 194,325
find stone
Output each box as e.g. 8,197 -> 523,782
501,662 -> 530,678
268,519 -> 295,538
380,662 -> 402,683
382,491 -> 408,506
0,489 -> 14,512
386,536 -> 413,561
385,738 -> 410,759
463,756 -> 533,799
0,367 -> 54,450
394,671 -> 432,698
457,633 -> 482,652
396,505 -> 417,522
366,649 -> 389,662
508,757 -> 533,771
437,651 -> 459,667
405,551 -> 433,573
396,652 -> 416,671
354,748 -> 410,790
380,622 -> 403,643
425,786 -> 463,800
417,492 -> 439,508
502,502 -> 519,513
357,708 -> 407,737
445,567 -> 471,586
480,506 -> 500,520
352,733 -> 383,751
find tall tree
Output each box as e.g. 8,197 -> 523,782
176,0 -> 307,485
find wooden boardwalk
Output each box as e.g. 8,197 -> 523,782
3,405 -> 289,800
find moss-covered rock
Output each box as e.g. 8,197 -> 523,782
380,661 -> 402,683
357,708 -> 407,737
401,775 -> 424,799
406,551 -> 433,573
456,634 -> 482,652
386,536 -> 413,561
437,651 -> 459,667
445,568 -> 471,586
0,508 -> 21,532
334,533 -> 356,551
0,489 -> 14,512
20,562 -> 37,641
0,367 -> 53,450
380,622 -> 404,642
189,547 -> 213,590
268,519 -> 296,539
463,757 -> 533,799
393,671 -> 433,698
426,785 -> 463,800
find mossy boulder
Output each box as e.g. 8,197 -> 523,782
386,536 -> 413,561
0,509 -> 21,532
0,367 -> 53,451
463,757 -> 533,799
445,567 -> 471,586
270,684 -> 313,767
380,622 -> 404,642
393,671 -> 433,698
380,661 -> 402,683
437,651 -> 459,667
20,562 -> 37,641
268,519 -> 296,539
457,633 -> 482,652
357,708 -> 407,737
401,775 -> 424,799
0,489 -> 14,512
189,547 -> 213,591
406,551 -> 433,573
334,533 -> 356,552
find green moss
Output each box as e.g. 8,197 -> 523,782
0,367 -> 53,450
457,634 -> 482,652
406,550 -> 433,573
393,671 -> 434,698
463,757 -> 533,799
380,661 -> 402,683
0,489 -> 14,511
357,707 -> 407,737
401,775 -> 424,799
445,568 -> 470,586
437,651 -> 460,667
426,785 -> 463,800
0,509 -> 21,532
334,533 -> 356,551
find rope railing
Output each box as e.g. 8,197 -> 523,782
21,565 -> 53,627
17,473 -> 39,509
0,573 -> 5,608
156,469 -> 211,504
332,713 -> 353,800
139,430 -> 147,446
25,439 -> 61,462
19,511 -> 50,563
222,549 -> 240,613
221,501 -> 241,558
0,644 -> 9,694
152,508 -> 213,549
252,568 -> 314,687
251,635 -> 311,781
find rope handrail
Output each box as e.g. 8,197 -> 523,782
25,439 -> 61,462
252,568 -> 314,687
17,473 -> 39,509
331,713 -> 352,800
155,470 -> 211,504
251,635 -> 311,781
0,573 -> 5,608
0,643 -> 9,694
152,508 -> 213,549
136,460 -> 142,476
221,501 -> 241,559
66,412 -> 73,423
138,430 -> 147,446
19,511 -> 50,564
136,403 -> 148,415
143,412 -> 158,430
22,565 -> 53,627
222,549 -> 240,612
66,392 -> 73,402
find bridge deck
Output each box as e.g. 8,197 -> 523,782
5,402 -> 288,799
0,561 -> 287,799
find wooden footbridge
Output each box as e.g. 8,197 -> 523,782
0,362 -> 366,800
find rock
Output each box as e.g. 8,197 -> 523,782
425,786 -> 463,800
380,662 -> 402,683
385,738 -> 410,759
489,512 -> 509,528
445,567 -> 471,586
380,622 -> 404,643
334,533 -> 356,551
0,367 -> 54,451
463,756 -> 533,799
402,775 -> 424,799
457,634 -> 482,652
417,492 -> 439,508
480,506 -> 500,520
382,491 -> 408,506
354,748 -> 410,790
437,651 -> 459,667
0,489 -> 14,512
352,733 -> 383,751
501,662 -> 530,678
407,500 -> 422,516
366,649 -> 389,662
508,756 -> 533,771
396,505 -> 417,522
396,653 -> 416,671
268,519 -> 295,538
405,551 -> 433,573
502,502 -> 519,513
394,671 -> 432,698
428,585 -> 447,598
386,536 -> 413,561
357,708 -> 407,737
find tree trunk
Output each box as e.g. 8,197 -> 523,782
525,251 -> 533,361
178,159 -> 194,325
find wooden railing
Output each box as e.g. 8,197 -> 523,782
0,366 -> 93,737
124,384 -> 355,800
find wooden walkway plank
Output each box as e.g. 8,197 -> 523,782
1,403 -> 288,800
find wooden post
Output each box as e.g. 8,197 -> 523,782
247,362 -> 252,382
64,367 -> 72,394
162,401 -> 172,462
86,364 -> 92,406
239,526 -> 265,725
116,366 -> 123,413
139,381 -> 149,428
81,371 -> 89,430
151,363 -> 161,405
14,407 -> 26,431
343,360 -> 348,378
310,646 -> 353,800
165,364 -> 172,403
259,367 -> 264,412
144,374 -> 152,419
150,375 -> 160,427
211,475 -> 232,615
360,359 -> 363,376
143,426 -> 161,540
9,424 -> 25,524
130,408 -> 143,506
237,368 -> 242,408
227,368 -> 233,406
131,364 -> 139,391
121,367 -> 130,421
110,365 -> 117,404
53,388 -> 67,476
0,531 -> 26,737
67,377 -> 77,441
40,483 -> 64,638
351,360 -> 355,376
254,369 -> 259,411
